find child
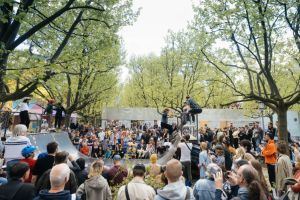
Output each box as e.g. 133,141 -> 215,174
20,145 -> 37,183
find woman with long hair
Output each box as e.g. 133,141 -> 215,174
250,159 -> 271,197
76,160 -> 112,200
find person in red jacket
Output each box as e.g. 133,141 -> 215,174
260,132 -> 277,186
20,145 -> 37,183
80,142 -> 90,156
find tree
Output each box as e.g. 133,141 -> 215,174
121,30 -> 231,114
0,0 -> 138,102
34,21 -> 121,126
193,0 -> 300,141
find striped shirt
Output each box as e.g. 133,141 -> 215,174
4,136 -> 31,162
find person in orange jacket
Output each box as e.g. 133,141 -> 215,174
80,142 -> 90,156
260,132 -> 277,186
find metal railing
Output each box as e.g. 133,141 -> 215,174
0,111 -> 45,137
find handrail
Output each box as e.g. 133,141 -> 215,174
0,110 -> 45,137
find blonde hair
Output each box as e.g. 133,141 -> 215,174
150,154 -> 158,164
200,142 -> 208,150
88,160 -> 104,178
165,159 -> 182,182
233,147 -> 246,160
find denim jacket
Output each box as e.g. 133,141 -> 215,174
193,178 -> 215,200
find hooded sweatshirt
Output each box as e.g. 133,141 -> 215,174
76,175 -> 112,200
33,190 -> 76,200
155,180 -> 195,200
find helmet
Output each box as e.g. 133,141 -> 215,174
21,145 -> 37,158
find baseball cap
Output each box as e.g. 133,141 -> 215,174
21,145 -> 37,158
113,154 -> 121,161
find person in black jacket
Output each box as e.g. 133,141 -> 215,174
74,158 -> 88,186
35,151 -> 79,194
0,162 -> 36,200
54,102 -> 65,129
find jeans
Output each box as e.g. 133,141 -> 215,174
188,108 -> 202,122
255,138 -> 261,153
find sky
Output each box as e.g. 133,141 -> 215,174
118,0 -> 195,82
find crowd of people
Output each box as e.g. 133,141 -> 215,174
0,113 -> 299,200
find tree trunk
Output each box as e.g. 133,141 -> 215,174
277,106 -> 288,142
0,52 -> 9,98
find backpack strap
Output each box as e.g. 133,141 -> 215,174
185,142 -> 192,151
125,184 -> 130,200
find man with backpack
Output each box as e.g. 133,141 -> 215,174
0,162 -> 36,200
178,134 -> 193,186
117,164 -> 155,200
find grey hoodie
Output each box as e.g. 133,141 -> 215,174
76,175 -> 112,200
155,180 -> 195,200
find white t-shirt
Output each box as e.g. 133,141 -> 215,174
19,103 -> 29,112
98,131 -> 105,141
4,136 -> 31,162
178,142 -> 192,162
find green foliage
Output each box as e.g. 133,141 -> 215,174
120,30 -> 234,112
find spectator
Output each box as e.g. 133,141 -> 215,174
0,162 -> 35,200
213,145 -> 225,169
215,164 -> 268,200
35,151 -> 78,194
233,147 -> 255,162
250,160 -> 270,197
275,142 -> 293,196
32,141 -> 58,184
198,142 -> 211,179
75,158 -> 88,186
80,142 -> 89,156
76,160 -> 112,200
34,163 -> 76,200
107,155 -> 128,186
239,139 -> 254,157
20,145 -> 37,183
4,124 -> 31,163
155,159 -> 194,200
193,163 -> 221,200
178,134 -> 193,186
260,132 -> 277,186
118,163 -> 155,200
147,154 -> 161,177
144,137 -> 156,158
291,157 -> 300,192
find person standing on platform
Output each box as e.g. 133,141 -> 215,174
160,108 -> 173,136
18,97 -> 31,128
185,96 -> 202,124
44,99 -> 54,128
54,102 -> 65,129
